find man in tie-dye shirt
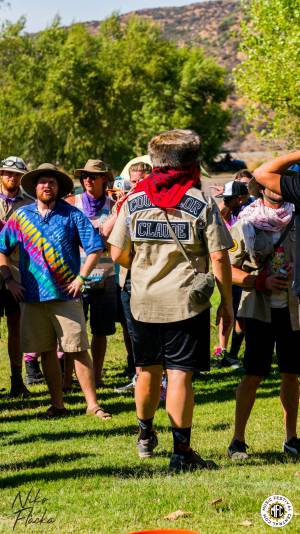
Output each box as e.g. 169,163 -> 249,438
0,163 -> 111,419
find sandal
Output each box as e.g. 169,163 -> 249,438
45,405 -> 68,418
86,405 -> 112,420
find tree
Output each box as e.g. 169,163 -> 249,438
0,15 -> 231,170
235,0 -> 300,146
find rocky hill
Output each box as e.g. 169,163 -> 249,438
81,0 -> 279,155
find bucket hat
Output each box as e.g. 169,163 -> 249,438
0,156 -> 28,175
74,159 -> 113,180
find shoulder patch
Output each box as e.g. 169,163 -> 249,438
176,194 -> 206,218
128,194 -> 155,214
133,219 -> 192,243
229,239 -> 239,253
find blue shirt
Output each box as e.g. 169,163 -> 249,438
0,200 -> 104,302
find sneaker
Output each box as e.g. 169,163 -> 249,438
169,448 -> 218,473
137,431 -> 158,459
283,436 -> 300,456
227,438 -> 249,460
114,374 -> 137,393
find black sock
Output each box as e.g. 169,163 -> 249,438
229,331 -> 244,358
137,417 -> 154,439
172,427 -> 191,454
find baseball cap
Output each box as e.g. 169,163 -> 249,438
216,180 -> 248,198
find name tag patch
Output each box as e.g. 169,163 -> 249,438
128,194 -> 155,214
177,194 -> 206,218
134,220 -> 191,242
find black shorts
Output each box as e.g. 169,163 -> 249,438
0,287 -> 20,317
82,278 -> 117,336
244,307 -> 300,376
131,308 -> 210,372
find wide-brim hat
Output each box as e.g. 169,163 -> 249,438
74,159 -> 113,180
0,156 -> 28,175
21,163 -> 74,199
120,155 -> 152,180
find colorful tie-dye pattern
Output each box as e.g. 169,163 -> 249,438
0,200 -> 104,302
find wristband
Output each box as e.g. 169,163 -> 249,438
255,271 -> 268,292
76,274 -> 87,283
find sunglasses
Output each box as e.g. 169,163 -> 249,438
80,173 -> 104,181
1,158 -> 27,171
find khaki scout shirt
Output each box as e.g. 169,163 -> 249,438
0,189 -> 32,285
108,187 -> 233,323
229,220 -> 300,330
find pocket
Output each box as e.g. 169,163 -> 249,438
190,272 -> 215,305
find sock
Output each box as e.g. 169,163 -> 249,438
229,331 -> 244,358
137,417 -> 154,440
172,427 -> 191,454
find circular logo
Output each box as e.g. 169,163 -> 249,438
229,239 -> 238,253
261,495 -> 293,528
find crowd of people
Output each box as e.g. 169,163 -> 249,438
0,132 -> 299,471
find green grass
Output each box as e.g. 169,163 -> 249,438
0,295 -> 300,533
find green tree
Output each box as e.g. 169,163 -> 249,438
235,0 -> 300,145
0,14 -> 231,170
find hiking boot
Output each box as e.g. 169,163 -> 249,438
25,360 -> 44,385
169,448 -> 218,473
227,438 -> 249,460
283,437 -> 300,457
10,374 -> 31,398
137,430 -> 158,459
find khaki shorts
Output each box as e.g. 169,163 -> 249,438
20,299 -> 89,353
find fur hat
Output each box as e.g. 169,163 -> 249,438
148,129 -> 201,168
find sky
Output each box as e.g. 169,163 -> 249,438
0,1 -> 205,32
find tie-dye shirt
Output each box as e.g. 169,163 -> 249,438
0,200 -> 104,302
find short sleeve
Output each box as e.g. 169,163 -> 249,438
203,197 -> 233,252
280,174 -> 300,209
0,213 -> 20,255
72,209 -> 104,255
108,202 -> 131,252
228,223 -> 246,267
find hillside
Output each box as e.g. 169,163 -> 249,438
81,1 -> 279,155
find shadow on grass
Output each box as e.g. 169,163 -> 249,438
1,464 -> 171,489
0,452 -> 95,472
2,425 -> 167,447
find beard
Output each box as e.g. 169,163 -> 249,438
37,191 -> 57,205
2,179 -> 20,193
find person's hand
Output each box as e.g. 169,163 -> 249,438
216,301 -> 234,336
265,273 -> 289,291
209,184 -> 224,196
6,279 -> 25,301
65,276 -> 84,297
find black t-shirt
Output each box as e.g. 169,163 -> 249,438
281,173 -> 300,296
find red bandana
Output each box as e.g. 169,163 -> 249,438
117,163 -> 200,213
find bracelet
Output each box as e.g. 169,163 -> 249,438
76,274 -> 88,283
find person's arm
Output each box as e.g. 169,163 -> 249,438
210,249 -> 233,336
0,253 -> 25,301
254,150 -> 300,195
101,212 -> 117,239
108,202 -> 132,268
66,251 -> 101,297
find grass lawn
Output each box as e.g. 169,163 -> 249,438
0,294 -> 299,533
